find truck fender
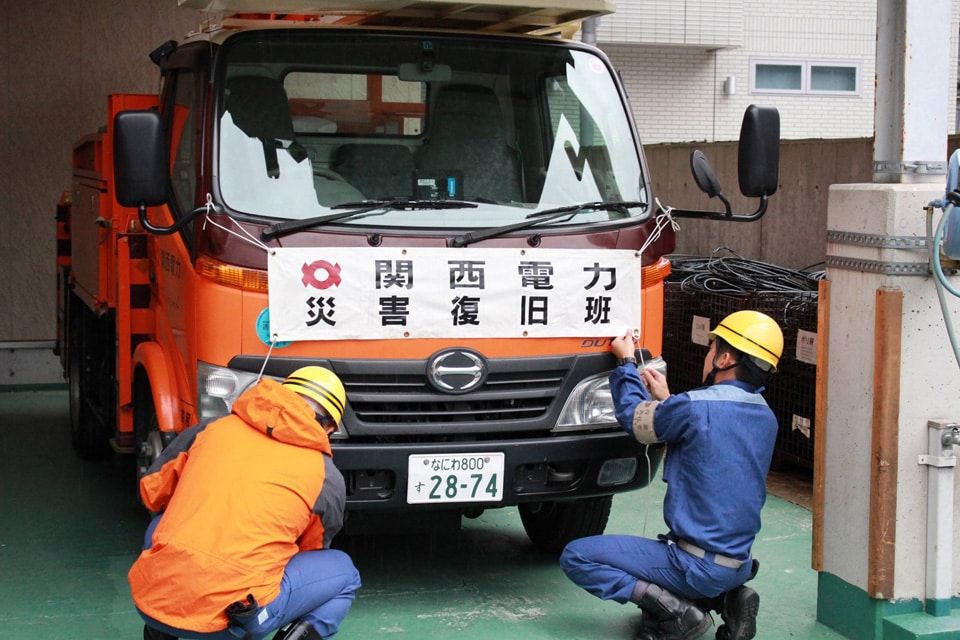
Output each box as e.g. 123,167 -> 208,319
131,342 -> 179,435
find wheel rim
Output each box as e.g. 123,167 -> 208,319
138,429 -> 163,479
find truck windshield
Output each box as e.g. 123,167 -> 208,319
216,31 -> 647,229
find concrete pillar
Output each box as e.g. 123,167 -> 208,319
817,1 -> 960,637
819,183 -> 960,639
873,0 -> 951,184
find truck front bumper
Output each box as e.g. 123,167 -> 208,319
332,430 -> 665,510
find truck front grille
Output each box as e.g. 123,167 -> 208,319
338,357 -> 571,424
234,352 -> 610,430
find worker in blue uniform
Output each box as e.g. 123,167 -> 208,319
560,310 -> 784,640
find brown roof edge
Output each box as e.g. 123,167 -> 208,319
178,0 -> 614,35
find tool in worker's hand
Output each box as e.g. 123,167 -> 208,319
632,329 -> 646,369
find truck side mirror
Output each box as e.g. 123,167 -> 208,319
114,110 -> 168,209
670,105 -> 780,222
738,104 -> 780,198
114,110 -> 199,236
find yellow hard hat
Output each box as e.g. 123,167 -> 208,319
282,366 -> 346,424
709,310 -> 784,372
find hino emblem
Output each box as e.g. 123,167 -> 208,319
427,349 -> 486,393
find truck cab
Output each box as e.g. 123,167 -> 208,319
62,0 -> 779,551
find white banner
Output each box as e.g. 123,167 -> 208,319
266,247 -> 641,341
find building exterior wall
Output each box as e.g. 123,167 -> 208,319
598,0 -> 959,144
597,0 -> 744,48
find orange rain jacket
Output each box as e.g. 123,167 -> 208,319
128,378 -> 345,633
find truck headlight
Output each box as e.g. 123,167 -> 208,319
196,362 -> 350,439
553,356 -> 667,433
553,372 -> 617,432
197,362 -> 276,423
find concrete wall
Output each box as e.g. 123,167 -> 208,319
821,183 -> 960,622
0,341 -> 61,387
0,2 -> 196,343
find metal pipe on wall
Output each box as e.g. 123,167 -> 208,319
920,419 -> 959,615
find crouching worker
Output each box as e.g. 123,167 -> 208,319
129,366 -> 361,640
560,311 -> 783,640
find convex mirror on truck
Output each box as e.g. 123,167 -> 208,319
671,104 -> 780,222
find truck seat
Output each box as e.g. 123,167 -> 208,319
224,76 -> 307,178
416,85 -> 523,203
332,144 -> 415,200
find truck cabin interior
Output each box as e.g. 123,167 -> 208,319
212,31 -> 644,225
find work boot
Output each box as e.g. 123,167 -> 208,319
634,627 -> 664,640
747,559 -> 760,581
630,581 -> 714,640
634,611 -> 663,639
633,610 -> 713,640
272,618 -> 324,640
694,594 -> 725,615
143,625 -> 177,640
714,586 -> 760,640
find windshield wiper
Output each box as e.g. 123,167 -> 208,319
450,200 -> 646,248
261,199 -> 478,241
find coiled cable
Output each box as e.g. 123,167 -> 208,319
668,248 -> 823,296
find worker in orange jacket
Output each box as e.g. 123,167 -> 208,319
129,366 -> 361,640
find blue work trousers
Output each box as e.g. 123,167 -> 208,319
138,515 -> 361,640
560,534 -> 752,603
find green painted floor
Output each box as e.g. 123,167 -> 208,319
0,390 -> 847,640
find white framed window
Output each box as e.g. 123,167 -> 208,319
809,64 -> 858,93
750,59 -> 860,95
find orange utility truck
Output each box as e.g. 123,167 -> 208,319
57,0 -> 779,549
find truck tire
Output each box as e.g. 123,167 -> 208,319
68,302 -> 113,460
519,495 -> 613,553
133,372 -> 163,482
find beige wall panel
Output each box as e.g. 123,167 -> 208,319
5,1 -> 83,341
0,1 -> 195,341
0,7 -> 11,340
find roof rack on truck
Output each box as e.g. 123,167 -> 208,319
177,0 -> 614,37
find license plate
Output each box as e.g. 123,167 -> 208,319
406,453 -> 505,504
